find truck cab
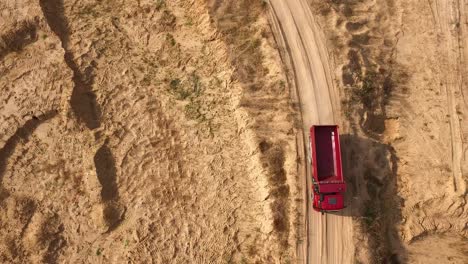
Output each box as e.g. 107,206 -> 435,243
309,125 -> 346,213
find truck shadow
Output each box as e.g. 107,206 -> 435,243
328,134 -> 407,264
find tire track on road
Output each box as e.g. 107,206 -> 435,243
435,0 -> 466,195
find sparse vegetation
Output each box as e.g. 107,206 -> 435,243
169,78 -> 180,88
208,0 -> 292,254
167,73 -> 202,101
262,143 -> 290,247
358,70 -> 378,109
166,73 -> 215,129
155,0 -> 165,11
168,78 -> 190,100
166,33 -> 176,46
185,17 -> 193,26
184,100 -> 204,121
362,201 -> 378,229
77,4 -> 99,17
158,10 -> 176,31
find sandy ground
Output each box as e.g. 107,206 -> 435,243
304,0 -> 468,263
0,0 -> 298,263
2,0 -> 468,263
392,0 -> 468,262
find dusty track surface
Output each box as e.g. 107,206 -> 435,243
268,0 -> 354,263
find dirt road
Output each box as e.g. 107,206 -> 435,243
268,0 -> 354,263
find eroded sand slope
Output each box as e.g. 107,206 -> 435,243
307,0 -> 468,263
0,0 -> 298,262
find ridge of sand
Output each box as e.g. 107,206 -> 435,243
307,0 -> 468,262
0,0 -> 297,262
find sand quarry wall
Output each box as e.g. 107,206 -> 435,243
308,0 -> 468,263
0,0 -> 299,263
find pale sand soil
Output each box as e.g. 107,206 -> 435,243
308,0 -> 468,263
0,0 -> 298,263
406,234 -> 468,264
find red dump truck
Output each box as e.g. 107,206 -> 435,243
309,125 -> 346,213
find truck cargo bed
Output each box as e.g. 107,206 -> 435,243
310,125 -> 343,184
309,125 -> 346,212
